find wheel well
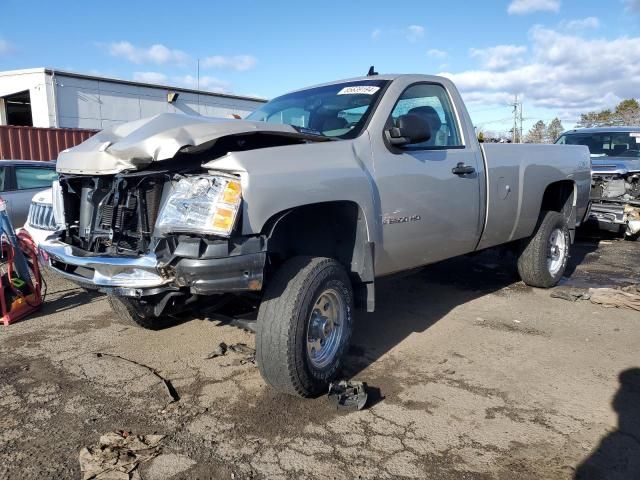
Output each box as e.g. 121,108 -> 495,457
541,180 -> 575,217
262,201 -> 374,310
540,180 -> 576,238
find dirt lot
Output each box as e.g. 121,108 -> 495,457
1,235 -> 639,480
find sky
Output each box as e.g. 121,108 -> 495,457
1,0 -> 639,133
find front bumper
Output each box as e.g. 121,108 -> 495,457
42,239 -> 170,288
41,237 -> 266,294
589,201 -> 640,236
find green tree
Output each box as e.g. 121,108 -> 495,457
577,99 -> 640,127
525,120 -> 547,143
546,117 -> 564,143
577,109 -> 614,128
614,99 -> 640,125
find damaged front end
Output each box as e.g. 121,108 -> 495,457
41,113 -> 324,316
590,163 -> 640,239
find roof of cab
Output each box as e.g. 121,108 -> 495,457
561,126 -> 640,135
287,73 -> 446,94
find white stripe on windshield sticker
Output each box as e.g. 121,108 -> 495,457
337,86 -> 380,95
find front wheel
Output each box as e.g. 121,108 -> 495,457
517,210 -> 570,288
108,296 -> 178,330
256,256 -> 353,397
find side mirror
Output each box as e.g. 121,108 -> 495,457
386,114 -> 431,146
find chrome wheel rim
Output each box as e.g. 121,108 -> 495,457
306,288 -> 346,369
547,228 -> 567,276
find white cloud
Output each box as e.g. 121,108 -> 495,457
560,17 -> 600,30
131,71 -> 229,92
405,25 -> 425,42
625,0 -> 640,11
0,38 -> 13,56
508,0 -> 561,15
371,28 -> 382,40
440,26 -> 640,122
201,55 -> 257,71
427,49 -> 448,59
133,71 -> 168,83
174,74 -> 230,93
469,44 -> 527,70
107,41 -> 188,65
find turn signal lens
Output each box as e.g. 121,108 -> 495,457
221,180 -> 242,204
212,207 -> 236,231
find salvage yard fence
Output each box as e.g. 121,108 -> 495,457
0,125 -> 98,162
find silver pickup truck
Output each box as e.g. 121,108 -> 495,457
42,74 -> 590,396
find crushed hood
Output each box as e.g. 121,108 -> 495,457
56,113 -> 323,175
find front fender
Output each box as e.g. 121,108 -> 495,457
203,137 -> 378,243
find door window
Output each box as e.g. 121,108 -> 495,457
0,168 -> 6,192
15,167 -> 57,190
390,83 -> 462,148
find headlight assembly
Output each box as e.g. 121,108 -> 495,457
155,175 -> 242,237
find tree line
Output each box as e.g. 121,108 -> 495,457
523,98 -> 640,144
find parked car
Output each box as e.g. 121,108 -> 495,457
21,187 -> 60,246
556,127 -> 640,240
0,160 -> 57,227
41,74 -> 591,396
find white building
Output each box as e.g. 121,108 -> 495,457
0,68 -> 266,129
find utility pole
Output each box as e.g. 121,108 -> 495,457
511,95 -> 518,143
197,58 -> 200,114
510,94 -> 523,143
519,100 -> 524,144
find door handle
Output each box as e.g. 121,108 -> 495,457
452,162 -> 475,175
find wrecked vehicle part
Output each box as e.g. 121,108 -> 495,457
557,128 -> 640,239
328,380 -> 369,411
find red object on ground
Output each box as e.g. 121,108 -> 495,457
0,125 -> 98,161
0,230 -> 43,326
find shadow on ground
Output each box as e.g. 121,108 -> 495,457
575,368 -> 640,479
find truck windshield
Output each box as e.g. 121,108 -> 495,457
556,132 -> 640,159
246,80 -> 389,139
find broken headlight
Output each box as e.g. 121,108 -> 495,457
155,175 -> 242,237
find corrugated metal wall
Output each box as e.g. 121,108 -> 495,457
0,125 -> 97,161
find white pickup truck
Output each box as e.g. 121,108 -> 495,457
42,74 -> 591,396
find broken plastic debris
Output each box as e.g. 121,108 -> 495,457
203,342 -> 228,359
79,431 -> 165,480
551,289 -> 590,302
228,343 -> 255,356
328,380 -> 368,411
551,285 -> 640,311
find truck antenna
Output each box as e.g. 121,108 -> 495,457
367,66 -> 378,76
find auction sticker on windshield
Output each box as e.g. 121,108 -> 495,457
338,86 -> 380,95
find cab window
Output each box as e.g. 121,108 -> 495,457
390,83 -> 462,148
15,167 -> 57,190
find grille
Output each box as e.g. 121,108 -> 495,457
27,202 -> 57,231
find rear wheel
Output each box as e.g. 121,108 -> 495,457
108,296 -> 177,330
517,210 -> 570,288
256,256 -> 353,397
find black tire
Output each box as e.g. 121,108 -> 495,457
517,211 -> 571,288
107,296 -> 177,330
256,256 -> 353,397
625,232 -> 640,242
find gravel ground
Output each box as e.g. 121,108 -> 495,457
1,235 -> 639,479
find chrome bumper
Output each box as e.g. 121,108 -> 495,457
41,238 -> 170,288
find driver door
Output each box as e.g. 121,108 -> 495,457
372,82 -> 483,275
